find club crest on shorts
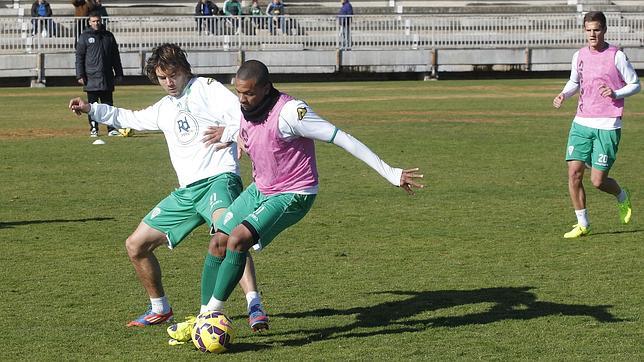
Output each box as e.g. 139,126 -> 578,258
568,145 -> 574,156
223,211 -> 234,225
174,111 -> 200,145
150,207 -> 161,219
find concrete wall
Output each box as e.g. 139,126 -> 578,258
3,46 -> 643,84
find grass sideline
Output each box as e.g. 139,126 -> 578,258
1,79 -> 642,360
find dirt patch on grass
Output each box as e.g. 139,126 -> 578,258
0,128 -> 88,139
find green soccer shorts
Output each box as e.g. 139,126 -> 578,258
565,122 -> 621,171
143,173 -> 242,248
215,183 -> 316,250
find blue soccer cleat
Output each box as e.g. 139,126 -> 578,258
127,305 -> 173,327
248,304 -> 269,332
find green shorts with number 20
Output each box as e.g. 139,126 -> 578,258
565,122 -> 621,171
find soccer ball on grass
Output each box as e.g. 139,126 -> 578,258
191,311 -> 234,353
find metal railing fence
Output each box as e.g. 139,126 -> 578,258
1,13 -> 643,54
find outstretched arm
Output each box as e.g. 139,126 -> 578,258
332,130 -> 423,195
279,100 -> 424,194
68,96 -> 161,131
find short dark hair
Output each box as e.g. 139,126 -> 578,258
88,10 -> 102,19
236,60 -> 270,86
144,43 -> 193,84
583,11 -> 607,29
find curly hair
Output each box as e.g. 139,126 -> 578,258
144,43 -> 192,84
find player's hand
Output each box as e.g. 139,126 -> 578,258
77,78 -> 85,86
553,93 -> 565,108
202,126 -> 225,144
236,133 -> 248,159
399,168 -> 424,195
599,83 -> 615,98
68,97 -> 90,115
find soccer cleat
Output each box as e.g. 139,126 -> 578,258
168,338 -> 186,346
563,224 -> 590,239
118,128 -> 134,137
618,188 -> 632,224
166,315 -> 196,342
127,306 -> 173,327
108,130 -> 121,137
248,304 -> 269,332
90,128 -> 98,137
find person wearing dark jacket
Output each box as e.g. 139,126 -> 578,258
195,0 -> 219,35
338,0 -> 353,49
75,11 -> 123,137
31,0 -> 54,37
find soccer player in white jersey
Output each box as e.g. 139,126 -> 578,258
167,60 -> 424,339
68,43 -> 269,332
553,11 -> 640,238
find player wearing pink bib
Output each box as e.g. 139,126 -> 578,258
197,60 -> 424,316
553,11 -> 641,238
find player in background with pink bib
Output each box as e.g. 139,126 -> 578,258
553,11 -> 640,238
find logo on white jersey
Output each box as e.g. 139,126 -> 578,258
297,107 -> 307,121
174,110 -> 200,145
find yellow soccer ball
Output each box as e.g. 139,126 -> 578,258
191,311 -> 234,353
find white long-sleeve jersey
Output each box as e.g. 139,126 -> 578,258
275,99 -> 403,194
89,77 -> 241,187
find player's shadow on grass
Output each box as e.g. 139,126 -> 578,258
587,229 -> 644,236
0,217 -> 114,229
268,286 -> 622,348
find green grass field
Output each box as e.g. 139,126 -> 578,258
1,79 -> 642,360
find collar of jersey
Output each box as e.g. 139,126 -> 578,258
178,77 -> 197,98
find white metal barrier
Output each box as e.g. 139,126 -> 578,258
1,13 -> 643,54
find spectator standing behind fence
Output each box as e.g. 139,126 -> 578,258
248,0 -> 264,35
195,0 -> 219,35
31,0 -> 54,37
71,0 -> 96,38
338,0 -> 353,49
266,0 -> 285,35
75,11 -> 123,137
224,0 -> 242,34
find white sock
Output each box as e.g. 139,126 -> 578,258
575,209 -> 589,227
205,296 -> 225,312
245,291 -> 261,312
616,189 -> 627,203
150,296 -> 171,314
200,305 -> 208,314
